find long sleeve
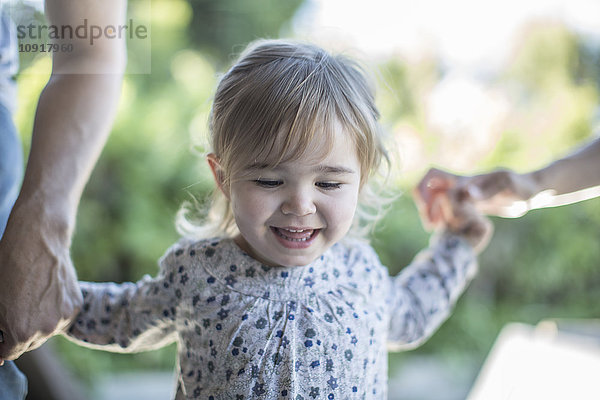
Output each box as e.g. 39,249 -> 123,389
387,232 -> 477,350
64,257 -> 181,353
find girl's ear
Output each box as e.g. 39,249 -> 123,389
207,153 -> 230,200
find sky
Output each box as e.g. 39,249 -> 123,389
293,0 -> 600,74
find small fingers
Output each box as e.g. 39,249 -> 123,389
0,326 -> 33,363
0,329 -> 4,365
0,327 -> 8,357
0,328 -> 14,362
438,192 -> 459,229
416,169 -> 456,203
413,186 -> 445,230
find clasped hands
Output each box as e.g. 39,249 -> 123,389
0,201 -> 82,365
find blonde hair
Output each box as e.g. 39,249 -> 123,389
177,39 -> 392,239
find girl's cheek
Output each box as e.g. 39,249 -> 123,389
241,189 -> 278,213
327,191 -> 359,220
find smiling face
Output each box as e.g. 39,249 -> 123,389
211,128 -> 361,267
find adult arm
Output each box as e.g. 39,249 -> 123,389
0,0 -> 127,363
469,136 -> 600,216
415,137 -> 600,221
527,136 -> 600,196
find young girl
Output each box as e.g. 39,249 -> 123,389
64,39 -> 492,399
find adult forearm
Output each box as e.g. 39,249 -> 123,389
46,0 -> 127,69
14,0 -> 127,234
529,137 -> 600,196
15,73 -> 122,234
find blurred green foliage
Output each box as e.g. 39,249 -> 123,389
13,0 -> 600,392
187,0 -> 303,65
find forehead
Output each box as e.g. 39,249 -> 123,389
247,119 -> 359,170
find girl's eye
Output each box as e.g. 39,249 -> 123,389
316,182 -> 342,190
254,179 -> 282,188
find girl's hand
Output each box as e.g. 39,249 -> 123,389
434,188 -> 494,253
413,168 -> 464,230
414,168 -> 493,253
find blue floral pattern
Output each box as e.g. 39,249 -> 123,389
65,233 -> 475,399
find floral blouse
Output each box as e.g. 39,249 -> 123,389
65,233 -> 476,399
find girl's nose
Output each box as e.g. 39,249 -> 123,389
281,191 -> 316,216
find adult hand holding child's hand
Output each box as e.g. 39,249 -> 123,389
0,0 -> 127,366
414,167 -> 545,219
414,168 -> 493,253
0,200 -> 82,365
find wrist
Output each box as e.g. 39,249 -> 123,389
522,170 -> 545,199
439,215 -> 493,254
528,153 -> 573,196
9,191 -> 75,243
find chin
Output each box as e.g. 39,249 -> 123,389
269,251 -> 321,268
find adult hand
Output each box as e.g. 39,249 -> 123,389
0,200 -> 82,364
414,167 -> 540,224
461,168 -> 540,217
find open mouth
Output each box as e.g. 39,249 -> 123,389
271,227 -> 319,242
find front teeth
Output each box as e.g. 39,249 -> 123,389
275,228 -> 313,241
